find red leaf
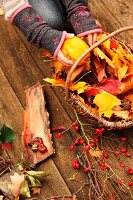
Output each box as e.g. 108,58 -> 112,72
110,38 -> 118,49
97,79 -> 122,95
2,142 -> 14,150
84,88 -> 100,97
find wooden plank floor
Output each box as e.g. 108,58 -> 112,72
0,0 -> 133,199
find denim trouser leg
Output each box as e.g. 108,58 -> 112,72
29,0 -> 66,30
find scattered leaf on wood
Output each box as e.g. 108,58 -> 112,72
31,187 -> 41,195
0,171 -> 25,200
89,146 -> 103,158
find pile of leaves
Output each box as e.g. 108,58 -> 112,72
44,33 -> 133,122
0,124 -> 50,200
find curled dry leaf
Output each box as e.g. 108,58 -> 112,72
89,146 -> 103,158
0,172 -> 25,200
8,173 -> 25,200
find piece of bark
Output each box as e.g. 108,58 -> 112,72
21,82 -> 54,165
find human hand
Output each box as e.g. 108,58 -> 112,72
84,32 -> 98,46
57,33 -> 74,66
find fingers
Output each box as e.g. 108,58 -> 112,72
66,33 -> 75,39
87,34 -> 93,46
87,33 -> 98,46
92,33 -> 98,44
57,50 -> 73,66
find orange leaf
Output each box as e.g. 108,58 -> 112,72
31,187 -> 41,195
89,146 -> 103,158
44,78 -> 65,87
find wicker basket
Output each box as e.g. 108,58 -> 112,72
65,26 -> 133,130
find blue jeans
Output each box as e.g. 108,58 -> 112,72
29,0 -> 67,30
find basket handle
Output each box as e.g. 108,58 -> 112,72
65,26 -> 133,99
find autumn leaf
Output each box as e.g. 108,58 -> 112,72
44,78 -> 65,87
89,146 -> 103,158
8,172 -> 25,200
69,81 -> 88,94
119,74 -> 133,94
93,47 -> 115,69
93,90 -> 121,118
26,170 -> 50,179
31,187 -> 41,195
124,94 -> 133,110
97,79 -> 122,95
84,87 -> 100,97
0,124 -> 15,143
44,78 -> 88,94
110,38 -> 118,49
113,110 -> 129,119
21,180 -> 31,198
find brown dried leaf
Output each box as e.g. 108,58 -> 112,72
89,146 -> 103,158
31,187 -> 41,195
8,172 -> 25,200
124,94 -> 133,110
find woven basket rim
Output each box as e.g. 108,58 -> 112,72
68,94 -> 133,129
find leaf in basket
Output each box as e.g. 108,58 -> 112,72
93,57 -> 107,82
44,78 -> 65,87
44,78 -> 88,93
97,79 -> 122,95
84,79 -> 122,97
66,65 -> 85,81
53,60 -> 64,74
93,90 -> 121,118
110,38 -> 119,49
93,47 -> 115,69
119,74 -> 133,94
84,87 -> 100,97
69,81 -> 88,94
113,110 -> 129,119
124,94 -> 133,111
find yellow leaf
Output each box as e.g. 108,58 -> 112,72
89,146 -> 103,158
44,78 -> 65,87
93,47 -> 115,69
93,90 -> 121,118
70,81 -> 88,94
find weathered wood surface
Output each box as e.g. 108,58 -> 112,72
0,0 -> 133,199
